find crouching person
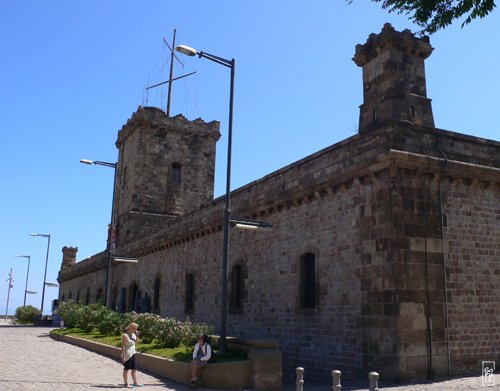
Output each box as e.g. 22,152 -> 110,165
190,334 -> 212,388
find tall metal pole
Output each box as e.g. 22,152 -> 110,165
24,256 -> 30,306
174,45 -> 236,353
40,235 -> 51,314
19,255 -> 31,306
166,28 -> 176,117
5,268 -> 13,321
219,58 -> 235,353
104,164 -> 118,308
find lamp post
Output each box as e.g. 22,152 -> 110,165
80,159 -> 117,308
176,44 -> 235,353
5,268 -> 14,321
30,233 -> 51,314
15,255 -> 31,306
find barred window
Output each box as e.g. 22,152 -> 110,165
300,252 -> 316,309
171,162 -> 182,185
230,265 -> 243,311
153,278 -> 160,313
185,273 -> 194,312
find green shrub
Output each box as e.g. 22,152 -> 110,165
55,300 -> 81,328
15,305 -> 41,324
55,300 -> 215,350
130,312 -> 163,344
96,310 -> 127,336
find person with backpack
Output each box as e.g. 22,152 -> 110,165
190,334 -> 212,388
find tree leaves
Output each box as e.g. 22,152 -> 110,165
349,0 -> 496,34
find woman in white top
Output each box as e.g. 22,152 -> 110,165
121,322 -> 142,388
190,334 -> 212,387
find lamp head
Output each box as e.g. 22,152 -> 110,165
30,233 -> 50,238
176,45 -> 197,57
80,159 -> 94,165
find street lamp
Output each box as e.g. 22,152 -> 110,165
80,158 -> 117,308
231,219 -> 273,232
30,233 -> 51,314
5,268 -> 14,321
176,44 -> 235,353
15,255 -> 32,306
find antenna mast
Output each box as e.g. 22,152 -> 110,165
166,28 -> 176,117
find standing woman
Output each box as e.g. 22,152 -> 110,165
121,322 -> 143,388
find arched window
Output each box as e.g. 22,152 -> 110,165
111,287 -> 118,311
185,273 -> 194,312
171,162 -> 182,185
300,252 -> 316,309
230,264 -> 244,311
96,288 -> 103,303
119,287 -> 127,313
153,278 -> 161,313
128,283 -> 138,312
85,288 -> 90,305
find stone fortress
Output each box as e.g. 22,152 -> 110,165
58,24 -> 499,382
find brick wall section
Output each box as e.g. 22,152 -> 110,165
443,179 -> 500,374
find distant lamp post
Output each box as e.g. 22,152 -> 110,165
15,255 -> 32,306
80,158 -> 117,308
5,268 -> 14,321
30,233 -> 51,314
176,43 -> 235,353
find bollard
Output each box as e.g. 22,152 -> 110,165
368,372 -> 379,391
296,367 -> 304,391
331,369 -> 342,391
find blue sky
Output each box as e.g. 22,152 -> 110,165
1,1 -> 498,315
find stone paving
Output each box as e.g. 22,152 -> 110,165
0,321 -> 206,390
0,321 -> 497,390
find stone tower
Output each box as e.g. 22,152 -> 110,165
113,107 -> 220,247
353,23 -> 435,133
60,246 -> 78,271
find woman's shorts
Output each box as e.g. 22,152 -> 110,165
192,358 -> 208,368
123,354 -> 137,370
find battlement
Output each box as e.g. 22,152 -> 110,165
353,23 -> 435,133
116,106 -> 220,147
353,23 -> 432,66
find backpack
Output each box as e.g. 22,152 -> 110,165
202,344 -> 217,363
208,350 -> 217,363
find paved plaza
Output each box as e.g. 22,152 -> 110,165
0,321 -> 496,390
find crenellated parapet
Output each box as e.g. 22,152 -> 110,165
116,107 -> 220,148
